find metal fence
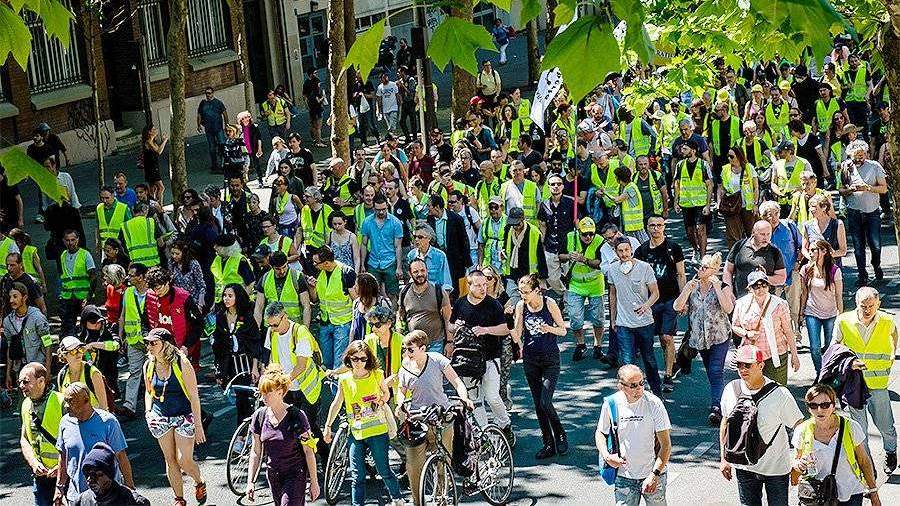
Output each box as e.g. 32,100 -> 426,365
139,0 -> 168,67
25,3 -> 85,94
186,0 -> 229,57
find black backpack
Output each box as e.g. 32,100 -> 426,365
723,381 -> 781,466
449,325 -> 486,379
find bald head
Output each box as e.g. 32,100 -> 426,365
752,220 -> 772,247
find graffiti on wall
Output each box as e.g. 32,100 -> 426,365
68,99 -> 110,152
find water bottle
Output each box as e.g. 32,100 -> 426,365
805,456 -> 818,478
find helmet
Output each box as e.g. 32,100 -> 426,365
399,419 -> 428,447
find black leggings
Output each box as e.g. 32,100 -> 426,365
523,352 -> 564,445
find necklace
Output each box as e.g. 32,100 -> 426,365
151,362 -> 171,403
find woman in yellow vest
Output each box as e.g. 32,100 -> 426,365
610,166 -> 648,243
10,228 -> 47,290
791,384 -> 879,506
718,146 -> 758,248
56,336 -> 108,410
143,328 -> 208,506
324,341 -> 403,506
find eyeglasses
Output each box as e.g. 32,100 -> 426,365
736,362 -> 756,369
581,231 -> 595,236
806,401 -> 834,410
349,356 -> 368,363
413,234 -> 429,240
448,200 -> 459,205
267,315 -> 286,329
403,346 -> 417,354
619,379 -> 644,389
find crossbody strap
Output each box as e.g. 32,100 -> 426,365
830,418 -> 845,476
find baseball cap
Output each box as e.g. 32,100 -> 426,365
746,270 -> 770,288
578,217 -> 596,234
252,244 -> 271,259
488,195 -> 503,207
329,158 -> 345,168
144,328 -> 175,345
59,336 -> 84,352
778,79 -> 791,91
751,84 -> 764,93
775,140 -> 794,153
507,207 -> 525,226
80,305 -> 105,324
735,344 -> 764,364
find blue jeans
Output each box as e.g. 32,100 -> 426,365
846,208 -> 882,281
699,340 -> 730,410
319,322 -> 351,369
617,325 -> 662,396
734,469 -> 789,506
205,129 -> 225,171
804,315 -> 835,375
33,475 -> 55,506
848,387 -> 898,454
614,472 -> 667,506
349,432 -> 402,505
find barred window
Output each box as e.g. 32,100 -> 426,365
473,2 -> 496,29
25,0 -> 86,94
187,0 -> 229,57
139,0 -> 168,67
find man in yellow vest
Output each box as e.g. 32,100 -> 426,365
788,171 -> 828,225
633,155 -> 669,222
95,186 -> 131,254
771,141 -> 813,216
297,186 -> 334,251
766,85 -> 791,144
813,83 -> 848,146
559,217 -> 607,363
18,362 -> 64,505
843,53 -> 871,131
322,157 -> 359,218
59,230 -> 97,337
673,141 -> 713,262
478,196 -> 507,272
833,287 -> 898,474
502,207 -> 546,306
255,251 -> 312,327
260,89 -> 291,140
210,234 -> 255,304
501,160 -> 541,226
309,245 -> 356,370
117,262 -> 149,419
709,101 -> 741,185
475,160 -> 502,220
610,166 -> 649,243
119,202 -> 162,267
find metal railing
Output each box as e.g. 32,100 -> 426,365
186,0 -> 229,57
139,0 -> 168,67
24,3 -> 85,94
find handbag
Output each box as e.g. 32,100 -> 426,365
718,165 -> 747,217
797,418 -> 844,506
675,327 -> 697,375
380,402 -> 398,439
599,396 -> 620,485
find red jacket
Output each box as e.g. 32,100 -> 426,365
146,286 -> 199,350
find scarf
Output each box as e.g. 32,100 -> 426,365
509,227 -> 527,270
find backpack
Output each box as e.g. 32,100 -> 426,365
723,381 -> 782,465
451,405 -> 478,477
449,325 -> 486,379
584,187 -> 606,226
57,363 -> 115,408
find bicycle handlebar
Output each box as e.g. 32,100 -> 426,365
223,371 -> 259,397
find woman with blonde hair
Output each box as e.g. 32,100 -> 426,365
673,253 -> 734,425
56,335 -> 108,410
802,193 -> 847,266
143,328 -> 207,506
246,364 -> 320,504
800,240 -> 843,376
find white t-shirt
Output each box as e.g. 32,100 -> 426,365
376,81 -> 400,114
264,323 -> 313,391
460,205 -> 481,249
597,391 -> 671,479
790,417 -> 866,502
720,378 -> 803,476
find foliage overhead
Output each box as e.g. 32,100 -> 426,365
0,0 -> 74,69
428,16 -> 497,75
343,18 -> 385,82
542,15 -> 620,102
0,148 -> 65,203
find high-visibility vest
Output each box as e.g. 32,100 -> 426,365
722,164 -> 756,211
846,67 -> 868,102
21,391 -> 65,468
711,116 -> 741,157
660,113 -> 680,151
591,163 -> 620,208
677,160 -> 708,208
268,323 -> 322,403
554,115 -> 576,145
502,223 -> 540,276
262,98 -> 288,126
122,216 -> 160,267
260,235 -> 293,257
566,231 -> 605,297
353,203 -> 373,235
501,179 -> 539,223
620,182 -> 644,232
364,331 -> 403,400
837,310 -> 895,390
633,170 -> 663,214
792,188 -> 827,225
480,216 -> 507,268
743,137 -> 769,168
815,99 -> 840,132
624,118 -> 651,156
323,174 -> 356,216
765,102 -> 790,139
22,244 -> 39,280
474,178 -> 501,219
143,354 -> 190,401
301,204 -> 333,249
516,99 -> 533,130
273,192 -> 292,216
317,263 -> 353,325
60,248 -> 91,300
774,157 -> 809,204
96,201 -> 128,243
339,369 -> 388,439
263,270 -> 302,322
797,416 -> 863,483
211,255 -> 246,303
122,286 -> 147,345
0,237 -> 13,277
57,364 -> 104,407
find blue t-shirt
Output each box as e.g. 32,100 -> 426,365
492,25 -> 509,45
198,98 -> 226,132
771,220 -> 800,285
115,188 -> 137,209
407,247 -> 453,292
361,214 -> 404,270
57,410 -> 127,502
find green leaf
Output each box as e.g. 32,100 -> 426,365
518,0 -> 541,26
611,0 -> 653,64
0,148 -> 65,203
427,17 -> 497,75
553,0 -> 576,27
344,19 -> 385,82
485,0 -> 512,12
542,15 -> 621,102
9,0 -> 27,13
41,0 -> 74,49
747,0 -> 853,60
0,5 -> 32,68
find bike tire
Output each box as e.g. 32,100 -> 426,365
324,424 -> 350,505
419,453 -> 458,506
226,418 -> 254,496
478,425 -> 515,505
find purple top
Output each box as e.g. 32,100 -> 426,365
251,406 -> 311,475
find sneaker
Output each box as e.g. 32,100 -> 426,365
535,444 -> 556,459
555,434 -> 569,456
502,424 -> 516,448
707,407 -> 722,426
886,452 -> 897,474
593,346 -> 604,360
573,344 -> 587,362
662,375 -> 675,393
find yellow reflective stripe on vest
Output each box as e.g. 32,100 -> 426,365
96,202 -> 128,241
566,231 -> 605,296
846,67 -> 867,102
211,255 -> 245,302
21,392 -> 64,468
621,182 -> 644,232
301,204 -> 332,249
122,216 -> 160,266
23,245 -> 39,278
318,264 -> 353,325
678,160 -> 708,208
269,323 -> 322,403
263,270 -> 302,321
837,311 -> 895,390
711,117 -> 740,156
815,99 -> 840,131
502,223 -> 540,275
480,217 -> 506,268
123,286 -> 146,345
60,249 -> 90,300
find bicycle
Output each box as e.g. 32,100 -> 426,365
223,370 -> 268,497
405,397 -> 514,506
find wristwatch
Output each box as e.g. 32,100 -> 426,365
652,469 -> 662,477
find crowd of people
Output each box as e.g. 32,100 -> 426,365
1,27 -> 897,506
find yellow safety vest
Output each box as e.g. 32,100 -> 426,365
837,310 -> 895,390
774,157 -> 809,204
474,178 -> 502,219
815,99 -> 840,132
480,217 -> 506,268
633,170 -> 663,214
797,416 -> 863,483
501,179 -> 539,224
623,117 -> 651,156
57,364 -> 104,407
339,369 -> 388,439
566,231 -> 605,297
122,285 -> 146,345
268,323 -> 322,403
122,216 -> 160,267
554,115 -> 576,145
792,188 -> 827,226
262,98 -> 288,126
516,99 -> 533,130
60,248 -> 91,300
300,204 -> 333,249
263,270 -> 303,322
0,237 -> 13,277
743,137 -> 770,169
677,160 -> 708,208
765,102 -> 790,140
711,116 -> 741,157
591,163 -> 620,208
21,391 -> 65,468
96,201 -> 128,243
846,67 -> 868,102
620,182 -> 644,232
317,263 -> 354,325
143,354 -> 190,401
502,223 -> 540,276
211,255 -> 246,303
323,174 -> 356,216
722,165 -> 756,211
22,245 -> 39,280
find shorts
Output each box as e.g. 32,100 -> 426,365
652,299 -> 677,336
682,206 -> 710,229
368,265 -> 400,295
146,411 -> 196,439
565,292 -> 605,330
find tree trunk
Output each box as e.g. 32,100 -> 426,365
526,20 -> 540,85
344,0 -> 355,49
450,4 -> 476,123
86,18 -> 104,187
226,0 -> 254,114
879,20 -> 900,247
328,0 -> 349,161
545,0 -> 557,45
167,0 -> 188,201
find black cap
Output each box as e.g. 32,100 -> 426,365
507,207 -> 525,225
80,305 -> 104,324
253,244 -> 271,258
776,140 -> 794,152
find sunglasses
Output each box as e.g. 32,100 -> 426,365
489,204 -> 501,210
582,232 -> 595,236
403,346 -> 417,354
751,282 -> 769,289
448,200 -> 459,205
806,401 -> 834,410
619,379 -> 645,389
349,356 -> 368,363
736,362 -> 756,369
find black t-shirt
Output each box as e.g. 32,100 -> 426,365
726,239 -> 785,298
254,270 -> 308,296
26,143 -> 55,164
0,177 -> 20,229
795,134 -> 825,177
287,149 -> 315,187
450,295 -> 506,360
518,149 -> 544,170
390,197 -> 415,247
431,142 -> 454,164
634,239 -> 684,301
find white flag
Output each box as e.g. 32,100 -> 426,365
530,68 -> 564,132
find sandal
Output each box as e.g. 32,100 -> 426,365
196,481 -> 208,505
173,497 -> 186,506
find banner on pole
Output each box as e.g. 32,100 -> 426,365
530,68 -> 564,132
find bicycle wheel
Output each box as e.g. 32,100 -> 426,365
226,418 -> 254,496
478,425 -> 515,505
419,453 -> 458,506
324,424 -> 350,505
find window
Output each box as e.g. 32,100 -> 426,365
25,0 -> 85,94
138,0 -> 168,67
187,0 -> 229,57
297,10 -> 327,72
473,2 -> 496,29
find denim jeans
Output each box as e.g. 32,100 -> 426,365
614,472 -> 667,506
33,475 -> 55,506
617,325 -> 662,396
734,469 -> 789,506
319,322 -> 351,369
463,358 -> 510,428
804,315 -> 835,375
123,343 -> 146,411
205,129 -> 225,171
846,208 -> 882,281
349,432 -> 402,505
848,387 -> 898,454
699,340 -> 729,409
523,352 -> 564,446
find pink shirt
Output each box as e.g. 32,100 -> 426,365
733,295 -> 793,360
